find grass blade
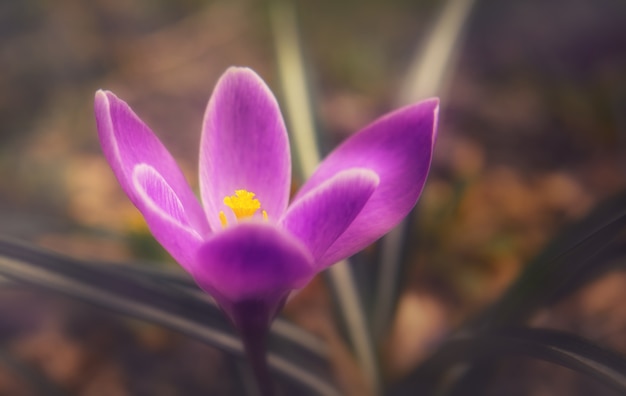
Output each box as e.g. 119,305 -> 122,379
397,0 -> 476,105
476,192 -> 626,328
390,327 -> 626,395
107,261 -> 330,358
0,238 -> 340,396
435,192 -> 626,395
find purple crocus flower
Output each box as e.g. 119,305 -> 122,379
95,67 -> 438,392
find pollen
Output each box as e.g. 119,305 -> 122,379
219,211 -> 228,228
223,189 -> 262,220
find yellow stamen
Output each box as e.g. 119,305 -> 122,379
262,210 -> 268,220
223,189 -> 262,220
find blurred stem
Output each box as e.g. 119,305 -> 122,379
270,0 -> 381,394
269,0 -> 319,172
397,0 -> 476,105
373,0 -> 476,340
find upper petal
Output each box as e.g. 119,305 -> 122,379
295,99 -> 439,267
95,90 -> 210,270
193,223 -> 315,303
280,168 -> 379,267
199,67 -> 291,230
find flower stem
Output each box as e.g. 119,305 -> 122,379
231,300 -> 275,396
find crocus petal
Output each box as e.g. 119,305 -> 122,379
280,168 -> 379,267
199,67 -> 291,229
295,99 -> 439,267
95,91 -> 210,269
193,223 -> 314,304
132,164 -> 203,270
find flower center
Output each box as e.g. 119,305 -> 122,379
219,189 -> 267,227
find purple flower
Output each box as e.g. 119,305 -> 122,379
94,66 -> 438,379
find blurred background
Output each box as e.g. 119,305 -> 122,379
0,0 -> 625,394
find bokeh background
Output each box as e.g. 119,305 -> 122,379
0,0 -> 625,394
